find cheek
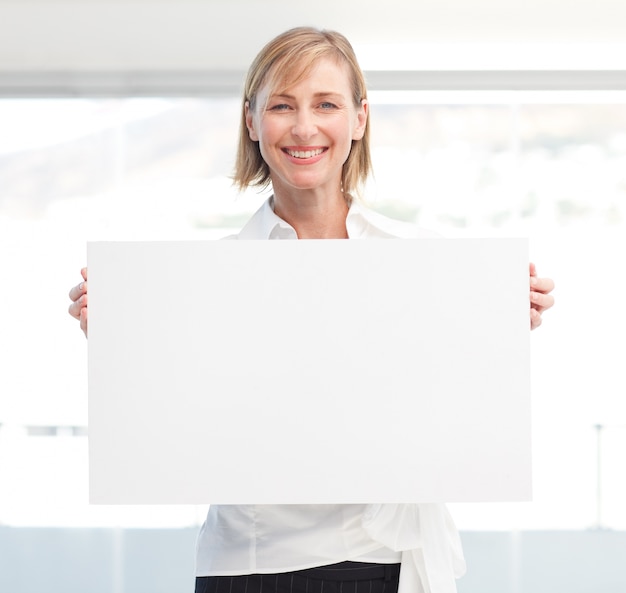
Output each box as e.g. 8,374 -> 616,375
257,141 -> 271,164
254,124 -> 279,165
257,120 -> 286,157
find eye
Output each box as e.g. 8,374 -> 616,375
319,101 -> 337,110
268,103 -> 291,111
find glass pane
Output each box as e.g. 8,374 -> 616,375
1,95 -> 625,530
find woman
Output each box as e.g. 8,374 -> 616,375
68,27 -> 555,593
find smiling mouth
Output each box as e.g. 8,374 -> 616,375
283,148 -> 326,159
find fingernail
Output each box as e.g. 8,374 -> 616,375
530,277 -> 537,287
79,282 -> 84,290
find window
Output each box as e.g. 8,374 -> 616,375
1,93 -> 625,529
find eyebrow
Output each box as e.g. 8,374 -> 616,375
272,92 -> 346,101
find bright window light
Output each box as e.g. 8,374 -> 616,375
1,95 -> 625,529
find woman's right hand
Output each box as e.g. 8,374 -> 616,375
68,267 -> 88,337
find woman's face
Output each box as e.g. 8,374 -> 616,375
245,57 -> 368,197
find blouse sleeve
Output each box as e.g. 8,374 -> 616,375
362,503 -> 466,593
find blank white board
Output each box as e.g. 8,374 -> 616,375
88,238 -> 530,504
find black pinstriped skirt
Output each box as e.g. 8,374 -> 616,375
195,561 -> 401,593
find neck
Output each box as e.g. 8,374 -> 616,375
272,188 -> 350,239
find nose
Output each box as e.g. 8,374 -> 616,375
292,109 -> 317,141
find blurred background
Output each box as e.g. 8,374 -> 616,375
1,2 -> 626,592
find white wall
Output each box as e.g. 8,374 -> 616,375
1,0 -> 626,73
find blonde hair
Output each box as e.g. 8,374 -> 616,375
233,27 -> 371,196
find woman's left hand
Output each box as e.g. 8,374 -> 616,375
529,262 -> 554,330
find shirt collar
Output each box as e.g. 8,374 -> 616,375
346,199 -> 431,239
236,196 -> 298,240
235,195 -> 433,240
345,199 -> 375,239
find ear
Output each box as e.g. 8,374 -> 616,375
245,101 -> 259,141
352,99 -> 368,141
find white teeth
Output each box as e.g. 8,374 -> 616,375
286,148 -> 324,159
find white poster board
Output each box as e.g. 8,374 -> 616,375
88,239 -> 530,504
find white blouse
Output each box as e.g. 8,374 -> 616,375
195,197 -> 466,593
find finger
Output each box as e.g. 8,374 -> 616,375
530,307 -> 542,330
530,290 -> 554,313
68,293 -> 88,320
68,280 -> 87,303
81,267 -> 88,281
530,275 -> 555,294
80,307 -> 88,337
529,262 -> 537,278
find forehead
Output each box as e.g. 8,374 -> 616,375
263,56 -> 352,98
